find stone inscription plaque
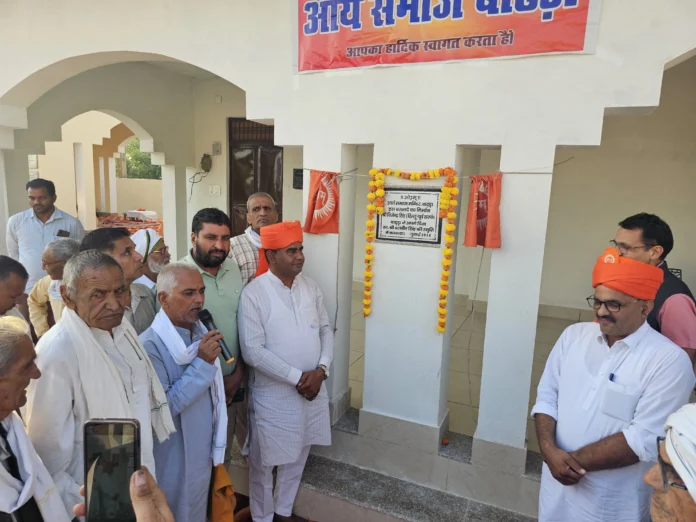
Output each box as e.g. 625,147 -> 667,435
375,188 -> 442,247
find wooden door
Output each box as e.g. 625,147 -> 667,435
228,119 -> 283,237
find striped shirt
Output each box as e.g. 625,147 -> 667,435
6,208 -> 85,289
229,233 -> 259,285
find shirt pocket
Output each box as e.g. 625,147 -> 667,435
600,380 -> 642,423
302,304 -> 320,329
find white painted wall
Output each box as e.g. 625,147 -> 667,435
454,57 -> 696,310
36,111 -> 120,221
189,77 -> 305,228
116,178 -> 163,216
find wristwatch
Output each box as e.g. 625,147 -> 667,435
318,364 -> 329,379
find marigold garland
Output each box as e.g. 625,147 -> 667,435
363,167 -> 459,333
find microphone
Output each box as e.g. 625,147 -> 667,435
198,309 -> 235,364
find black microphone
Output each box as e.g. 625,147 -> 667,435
198,309 -> 235,364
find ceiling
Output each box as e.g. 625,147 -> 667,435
146,60 -> 217,80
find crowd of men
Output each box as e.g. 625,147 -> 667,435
3,178 -> 696,522
0,180 -> 330,522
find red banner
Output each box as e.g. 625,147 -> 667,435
298,0 -> 597,72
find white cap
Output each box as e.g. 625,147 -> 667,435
131,229 -> 163,257
665,403 -> 696,502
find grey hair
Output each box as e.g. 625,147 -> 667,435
63,250 -> 123,295
156,263 -> 200,295
246,192 -> 277,212
0,317 -> 30,376
45,238 -> 80,262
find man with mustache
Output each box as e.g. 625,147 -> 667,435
132,229 -> 171,291
644,403 -> 696,522
81,227 -> 156,334
181,208 -> 245,458
140,263 -> 227,522
229,192 -> 279,285
239,221 -> 332,522
532,247 -> 696,522
6,179 -> 84,330
24,250 -> 174,516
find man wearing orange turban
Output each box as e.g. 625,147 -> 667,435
238,221 -> 332,522
532,247 -> 695,522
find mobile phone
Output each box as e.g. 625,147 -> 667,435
83,419 -> 141,522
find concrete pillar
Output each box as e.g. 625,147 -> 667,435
161,165 -> 189,260
73,143 -> 97,230
98,157 -> 106,212
473,140 -> 556,474
301,143 -> 357,424
359,140 -> 460,454
0,150 -> 9,255
108,156 -> 118,213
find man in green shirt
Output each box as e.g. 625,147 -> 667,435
182,208 -> 246,459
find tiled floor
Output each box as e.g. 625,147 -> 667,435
349,291 -> 577,452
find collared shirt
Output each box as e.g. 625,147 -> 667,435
28,275 -> 66,337
229,232 -> 259,285
532,321 -> 695,522
6,208 -> 85,290
125,283 -> 157,335
181,251 -> 242,376
134,275 -> 156,290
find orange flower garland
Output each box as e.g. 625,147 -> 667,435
363,167 -> 459,333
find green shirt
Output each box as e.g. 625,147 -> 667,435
181,251 -> 243,375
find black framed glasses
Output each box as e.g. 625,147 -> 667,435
586,295 -> 639,313
609,239 -> 653,256
657,436 -> 688,492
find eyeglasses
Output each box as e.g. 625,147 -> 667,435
41,259 -> 63,269
609,240 -> 654,256
150,246 -> 169,255
657,436 -> 688,492
586,296 -> 639,313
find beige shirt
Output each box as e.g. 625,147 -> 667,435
28,275 -> 66,337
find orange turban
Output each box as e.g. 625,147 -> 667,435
255,221 -> 304,278
592,247 -> 664,300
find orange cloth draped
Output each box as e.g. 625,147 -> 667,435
254,221 -> 304,278
303,170 -> 340,234
592,247 -> 664,300
464,173 -> 502,249
208,464 -> 236,521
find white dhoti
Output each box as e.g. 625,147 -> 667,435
238,271 -> 334,522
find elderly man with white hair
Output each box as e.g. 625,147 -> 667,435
0,316 -> 72,521
25,250 -> 174,516
131,229 -> 171,290
27,238 -> 80,338
645,403 -> 696,521
229,192 -> 279,285
139,262 -> 227,522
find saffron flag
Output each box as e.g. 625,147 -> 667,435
464,173 -> 502,249
303,170 -> 340,234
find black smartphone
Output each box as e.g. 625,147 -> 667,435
83,419 -> 141,522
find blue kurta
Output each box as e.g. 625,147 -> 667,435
140,322 -> 216,522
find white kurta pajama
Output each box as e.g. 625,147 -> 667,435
239,271 -> 333,522
532,321 -> 695,522
25,309 -> 174,516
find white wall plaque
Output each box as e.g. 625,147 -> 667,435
376,187 -> 442,247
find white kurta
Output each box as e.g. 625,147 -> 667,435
25,319 -> 158,515
238,271 -> 333,467
532,321 -> 695,522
